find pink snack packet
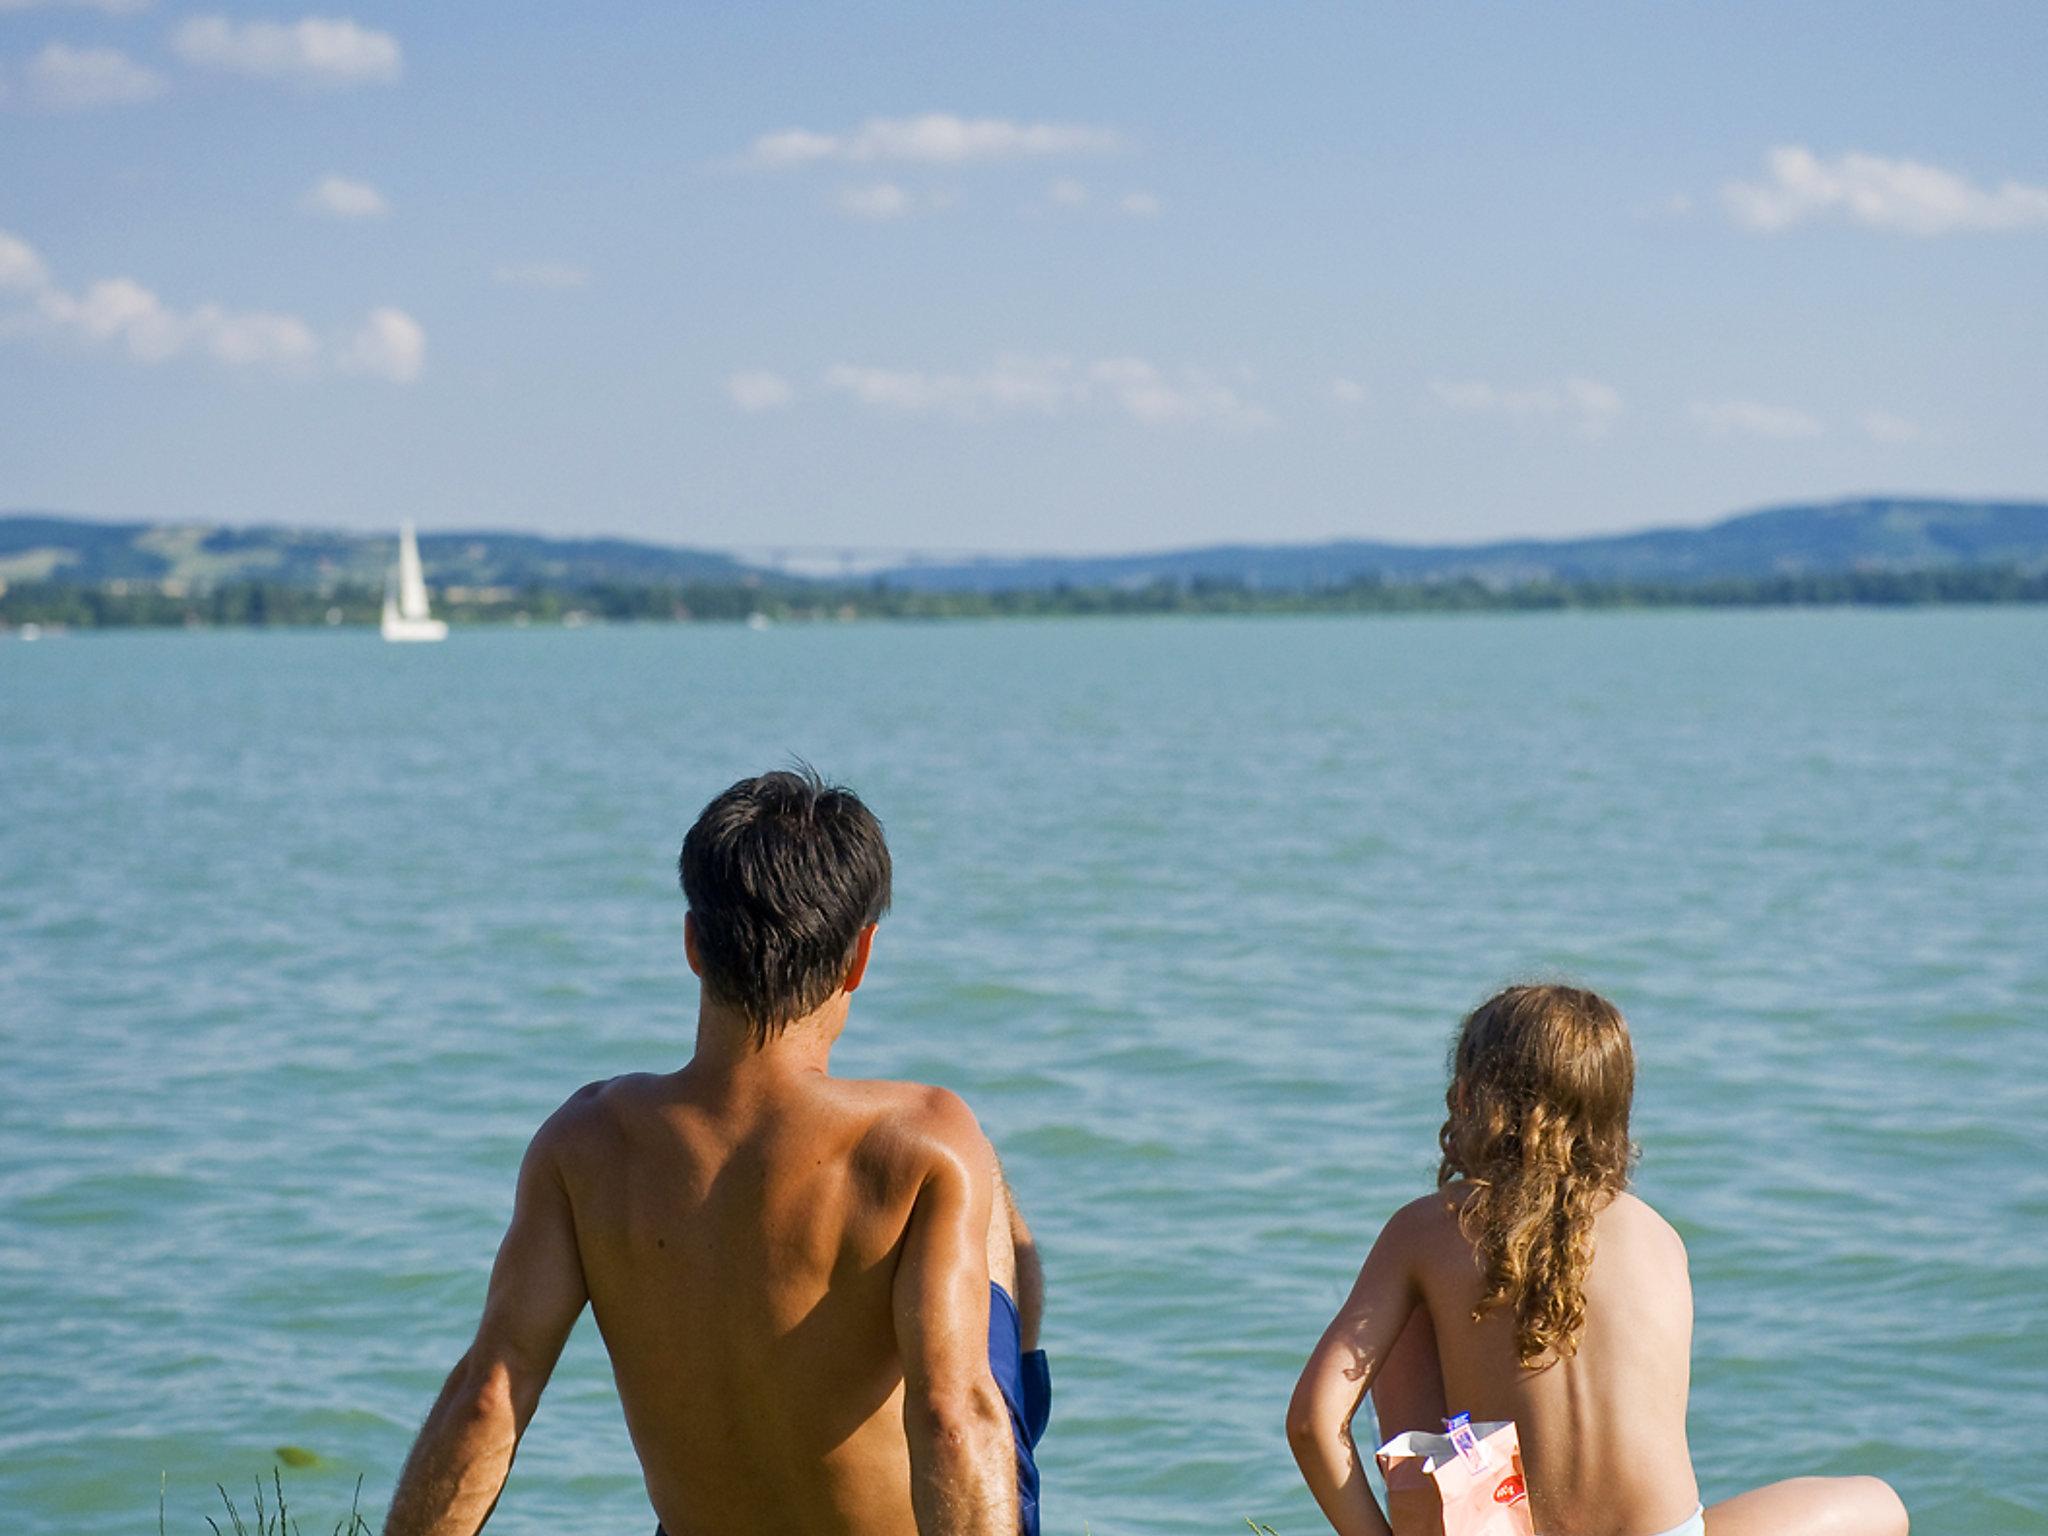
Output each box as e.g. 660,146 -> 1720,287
1374,1418 -> 1533,1536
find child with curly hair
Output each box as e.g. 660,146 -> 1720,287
1287,984 -> 1907,1536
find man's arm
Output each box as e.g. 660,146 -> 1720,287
892,1091 -> 1020,1536
1285,1200 -> 1428,1536
386,1105 -> 591,1536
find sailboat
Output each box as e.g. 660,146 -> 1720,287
381,522 -> 449,642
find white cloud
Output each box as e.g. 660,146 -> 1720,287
0,225 -> 419,381
748,112 -> 1124,168
492,261 -> 588,289
198,306 -> 322,369
1088,356 -> 1265,426
836,181 -> 911,220
1689,399 -> 1824,440
724,369 -> 796,411
1723,146 -> 2048,236
1331,377 -> 1368,409
171,15 -> 401,88
1429,375 -> 1623,438
0,230 -> 49,290
33,275 -> 321,369
1118,190 -> 1162,217
1860,410 -> 1921,443
338,306 -> 423,382
0,0 -> 152,12
299,174 -> 388,220
1047,177 -> 1088,208
21,43 -> 165,110
820,354 -> 1270,429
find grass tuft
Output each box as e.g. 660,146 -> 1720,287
164,1466 -> 371,1536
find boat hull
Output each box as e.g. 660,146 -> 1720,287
380,616 -> 448,643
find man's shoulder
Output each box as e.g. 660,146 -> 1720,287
834,1077 -> 989,1177
531,1072 -> 661,1150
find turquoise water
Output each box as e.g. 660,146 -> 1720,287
3,611 -> 2045,1536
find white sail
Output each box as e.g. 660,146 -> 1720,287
397,522 -> 432,621
381,522 -> 448,642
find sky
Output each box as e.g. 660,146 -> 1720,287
2,2 -> 2045,555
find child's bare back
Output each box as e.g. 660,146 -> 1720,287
1387,1184 -> 1698,1536
1288,985 -> 1908,1536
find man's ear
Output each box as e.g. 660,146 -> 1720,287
841,924 -> 878,995
683,911 -> 704,978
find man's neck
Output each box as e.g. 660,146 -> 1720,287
689,998 -> 846,1082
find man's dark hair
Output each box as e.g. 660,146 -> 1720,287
679,767 -> 892,1040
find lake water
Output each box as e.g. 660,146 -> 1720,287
3,611 -> 2045,1536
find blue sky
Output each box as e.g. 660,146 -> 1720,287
2,2 -> 2044,552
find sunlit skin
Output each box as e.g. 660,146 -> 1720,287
1290,1184 -> 1700,1536
1289,1179 -> 1908,1536
384,919 -> 1039,1536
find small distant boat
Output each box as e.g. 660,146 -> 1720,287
381,522 -> 448,643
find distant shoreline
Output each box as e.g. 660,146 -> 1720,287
4,566 -> 2046,633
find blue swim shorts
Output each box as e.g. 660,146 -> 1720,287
989,1279 -> 1052,1536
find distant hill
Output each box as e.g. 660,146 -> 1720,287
871,498 -> 2048,591
4,498 -> 2045,595
0,517 -> 754,590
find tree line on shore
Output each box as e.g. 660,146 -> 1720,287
4,565 -> 2046,630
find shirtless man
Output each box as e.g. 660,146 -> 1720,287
385,769 -> 1049,1536
1288,984 -> 1905,1536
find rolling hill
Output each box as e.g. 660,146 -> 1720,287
3,498 -> 2044,596
870,499 -> 2048,591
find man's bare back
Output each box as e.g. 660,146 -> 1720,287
384,771 -> 1041,1536
550,1059 -> 1017,1536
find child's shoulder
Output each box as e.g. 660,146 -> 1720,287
1599,1188 -> 1689,1263
1379,1185 -> 1687,1267
1375,1186 -> 1476,1257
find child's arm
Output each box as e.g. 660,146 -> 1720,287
1286,1201 -> 1429,1536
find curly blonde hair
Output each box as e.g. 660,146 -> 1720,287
1438,985 -> 1638,1368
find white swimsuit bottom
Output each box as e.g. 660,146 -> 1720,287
1542,1509 -> 1704,1536
1645,1506 -> 1706,1536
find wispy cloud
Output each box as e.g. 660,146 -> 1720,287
724,369 -> 796,411
0,225 -> 422,381
1040,181 -> 1160,219
818,354 -> 1270,429
337,307 -> 423,382
298,174 -> 388,220
1722,146 -> 2048,235
1689,399 -> 1823,439
0,0 -> 152,12
15,43 -> 165,110
1330,377 -> 1368,409
836,181 -> 912,220
747,112 -> 1124,168
1429,375 -> 1623,438
492,261 -> 588,290
0,231 -> 48,291
1859,411 -> 1921,444
171,15 -> 401,88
